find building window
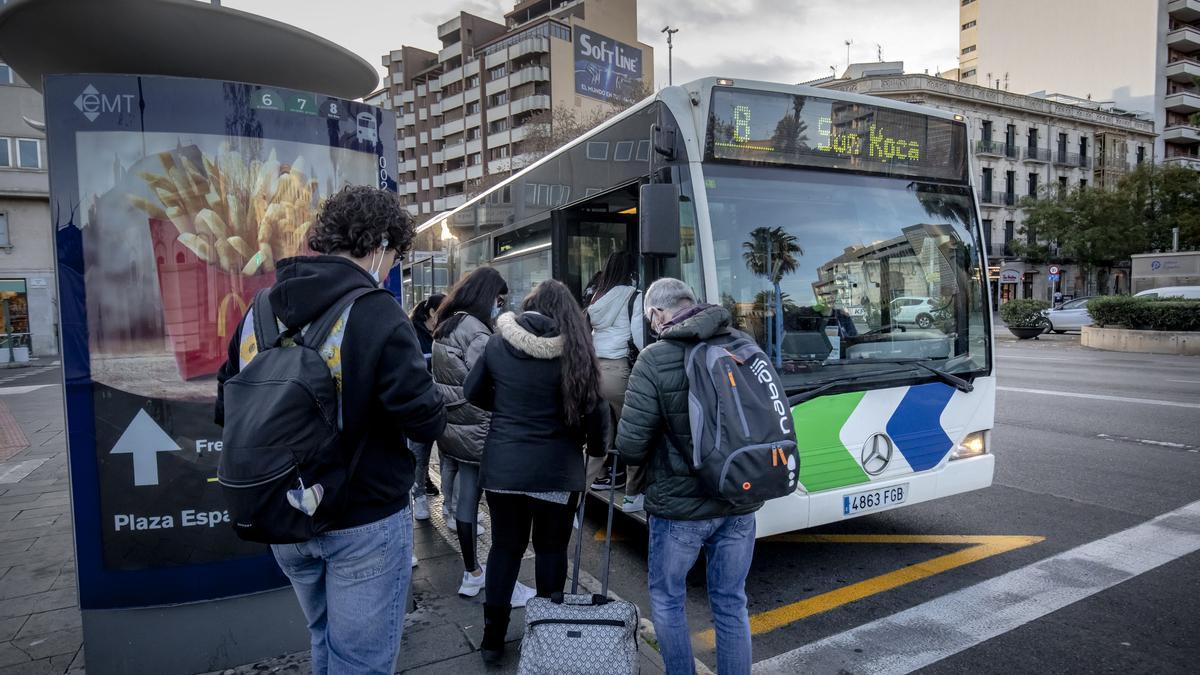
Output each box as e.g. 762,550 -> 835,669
1004,170 -> 1015,197
15,139 -> 39,169
0,64 -> 11,85
549,22 -> 571,41
1028,173 -> 1038,198
1136,145 -> 1146,165
961,68 -> 976,79
961,20 -> 976,30
0,138 -> 9,167
488,65 -> 507,81
982,218 -> 993,252
1079,136 -> 1088,160
1005,124 -> 1016,156
467,75 -> 480,89
466,101 -> 480,115
1079,178 -> 1088,189
1057,132 -> 1068,158
962,0 -> 976,5
981,167 -> 993,194
0,213 -> 8,247
981,120 -> 993,143
1058,176 -> 1068,193
466,128 -> 481,141
1003,220 -> 1014,255
961,45 -> 976,55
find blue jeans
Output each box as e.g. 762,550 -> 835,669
272,507 -> 413,675
648,513 -> 756,675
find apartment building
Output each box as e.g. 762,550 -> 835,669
381,0 -> 653,221
821,68 -> 1156,301
956,0 -> 1200,168
0,59 -> 53,359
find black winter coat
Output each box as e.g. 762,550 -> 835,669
216,256 -> 446,528
464,311 -> 608,493
615,304 -> 763,521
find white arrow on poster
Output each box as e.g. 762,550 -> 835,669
110,410 -> 181,486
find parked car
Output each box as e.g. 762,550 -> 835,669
890,296 -> 937,328
1134,286 -> 1200,299
1044,296 -> 1095,333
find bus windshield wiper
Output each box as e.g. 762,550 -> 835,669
820,357 -> 974,393
786,368 -> 916,406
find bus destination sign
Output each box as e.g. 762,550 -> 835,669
706,87 -> 967,182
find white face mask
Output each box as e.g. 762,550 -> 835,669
368,238 -> 390,284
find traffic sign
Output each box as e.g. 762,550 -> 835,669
1047,274 -> 1060,282
1049,265 -> 1060,275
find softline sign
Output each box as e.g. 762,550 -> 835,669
574,27 -> 644,106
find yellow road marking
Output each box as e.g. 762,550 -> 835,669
694,534 -> 1044,650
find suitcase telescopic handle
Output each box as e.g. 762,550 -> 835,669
570,450 -> 620,598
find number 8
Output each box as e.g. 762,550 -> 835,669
733,105 -> 751,142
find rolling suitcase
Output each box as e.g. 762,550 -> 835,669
517,459 -> 640,674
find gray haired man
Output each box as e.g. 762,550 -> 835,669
614,278 -> 761,675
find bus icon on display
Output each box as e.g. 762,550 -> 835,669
356,112 -> 378,145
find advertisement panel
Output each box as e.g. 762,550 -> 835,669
45,73 -> 396,608
573,27 -> 644,106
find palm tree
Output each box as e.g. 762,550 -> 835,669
742,227 -> 803,365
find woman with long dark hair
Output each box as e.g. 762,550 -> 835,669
585,251 -> 646,512
464,279 -> 608,665
408,293 -> 445,522
431,267 -> 533,605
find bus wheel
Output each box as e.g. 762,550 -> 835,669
916,313 -> 933,329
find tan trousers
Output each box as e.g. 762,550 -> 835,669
587,358 -> 646,494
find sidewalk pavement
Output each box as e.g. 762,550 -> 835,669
0,384 -> 81,674
0,382 -> 664,674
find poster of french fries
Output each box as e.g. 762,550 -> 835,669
74,131 -> 380,398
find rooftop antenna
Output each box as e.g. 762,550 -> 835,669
844,39 -> 853,69
1004,72 -> 1009,91
876,43 -> 883,62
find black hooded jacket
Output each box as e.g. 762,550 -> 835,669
216,255 -> 446,529
464,311 -> 607,493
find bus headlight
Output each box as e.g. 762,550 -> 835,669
951,431 -> 988,460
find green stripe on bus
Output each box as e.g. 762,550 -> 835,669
793,392 -> 871,492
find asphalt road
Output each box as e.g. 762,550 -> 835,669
576,333 -> 1200,674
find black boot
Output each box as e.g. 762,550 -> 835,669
481,602 -> 511,665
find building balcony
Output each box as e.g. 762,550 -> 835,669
466,138 -> 483,154
402,159 -> 417,172
487,129 -> 511,147
975,140 -> 1004,157
401,113 -> 416,127
427,77 -> 440,90
1165,90 -> 1200,113
987,243 -> 1014,260
432,150 -> 445,163
444,141 -> 466,160
511,36 -> 550,59
978,190 -> 1016,206
465,60 -> 481,77
1166,58 -> 1200,83
443,117 -> 466,136
401,90 -> 415,104
444,167 -> 467,184
442,91 -> 465,111
434,197 -> 446,211
418,108 -> 428,121
1052,151 -> 1075,167
1167,25 -> 1200,53
438,15 -> 462,39
403,135 -> 417,149
441,65 -> 464,85
431,127 -> 444,141
417,84 -> 427,97
511,66 -> 551,87
486,102 -> 510,120
511,152 -> 539,170
403,181 -> 418,195
467,164 -> 484,180
420,178 -> 430,191
439,41 -> 463,63
1164,124 -> 1200,144
510,94 -> 551,116
1078,155 -> 1093,169
419,155 -> 429,168
485,50 -> 507,70
486,76 -> 510,96
488,157 -> 511,174
465,113 -> 481,129
511,123 -> 543,142
1098,158 -> 1130,172
1169,0 -> 1200,22
1023,147 -> 1051,163
430,102 -> 443,116
405,203 -> 420,217
446,194 -> 468,209
419,132 -> 428,144
433,174 -> 446,188
1163,154 -> 1200,168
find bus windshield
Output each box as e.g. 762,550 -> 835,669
702,163 -> 989,391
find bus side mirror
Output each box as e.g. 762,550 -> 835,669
639,183 -> 681,257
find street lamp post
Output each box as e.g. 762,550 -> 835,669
662,26 -> 679,85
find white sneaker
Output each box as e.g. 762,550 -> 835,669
413,495 -> 430,521
412,554 -> 419,567
458,566 -> 486,598
510,582 -> 536,608
620,494 -> 645,513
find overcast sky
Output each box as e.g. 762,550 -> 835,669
224,0 -> 961,93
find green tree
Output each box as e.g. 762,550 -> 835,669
742,226 -> 803,364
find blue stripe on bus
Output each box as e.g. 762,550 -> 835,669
886,383 -> 956,472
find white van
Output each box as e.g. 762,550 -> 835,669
1134,286 -> 1200,299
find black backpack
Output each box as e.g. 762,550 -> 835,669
218,286 -> 385,543
683,334 -> 799,505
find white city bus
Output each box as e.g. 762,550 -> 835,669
407,78 -> 995,536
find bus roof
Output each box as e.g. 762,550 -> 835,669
417,76 -> 965,234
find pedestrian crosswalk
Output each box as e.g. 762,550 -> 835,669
0,364 -> 58,387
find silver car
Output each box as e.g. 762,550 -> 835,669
1045,296 -> 1095,333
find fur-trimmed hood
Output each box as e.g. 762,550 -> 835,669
496,311 -> 563,359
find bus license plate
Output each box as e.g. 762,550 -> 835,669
843,484 -> 908,516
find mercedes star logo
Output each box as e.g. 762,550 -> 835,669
861,433 -> 894,475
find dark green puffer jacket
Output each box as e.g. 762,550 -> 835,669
615,304 -> 763,521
